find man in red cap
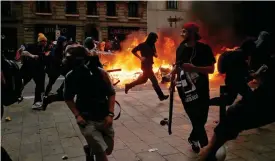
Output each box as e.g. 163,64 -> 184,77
173,22 -> 216,153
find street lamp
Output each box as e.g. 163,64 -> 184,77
167,16 -> 183,28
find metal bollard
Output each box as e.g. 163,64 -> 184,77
219,85 -> 227,122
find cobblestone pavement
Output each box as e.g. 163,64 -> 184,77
2,89 -> 275,161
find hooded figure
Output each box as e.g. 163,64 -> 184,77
145,32 -> 158,57
84,37 -> 95,50
251,31 -> 273,70
53,36 -> 67,60
44,36 -> 67,97
83,37 -> 103,69
124,32 -> 169,101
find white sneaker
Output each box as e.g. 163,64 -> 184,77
32,102 -> 42,110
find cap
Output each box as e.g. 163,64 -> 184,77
182,22 -> 201,40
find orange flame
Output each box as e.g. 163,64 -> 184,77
101,32 -> 235,88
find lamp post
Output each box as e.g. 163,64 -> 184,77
167,16 -> 183,28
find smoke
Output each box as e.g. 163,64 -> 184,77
188,2 -> 244,51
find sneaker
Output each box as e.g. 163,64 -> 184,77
17,96 -> 24,103
32,102 -> 43,110
188,138 -> 200,153
159,95 -> 169,101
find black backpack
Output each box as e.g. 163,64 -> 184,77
2,56 -> 23,106
217,51 -> 233,74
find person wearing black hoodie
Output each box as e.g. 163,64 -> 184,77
209,39 -> 255,106
1,95 -> 13,161
44,36 -> 67,97
199,38 -> 275,161
20,33 -> 48,109
84,37 -> 103,69
125,32 -> 169,101
42,42 -> 104,111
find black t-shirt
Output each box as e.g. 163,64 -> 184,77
86,55 -> 103,69
219,50 -> 250,84
132,42 -> 155,69
64,65 -> 116,121
176,42 -> 216,99
23,44 -> 46,68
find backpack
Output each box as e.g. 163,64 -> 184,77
218,51 -> 231,74
2,57 -> 23,106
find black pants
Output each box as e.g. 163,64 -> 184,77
128,67 -> 165,98
210,80 -> 253,106
20,65 -> 45,103
178,88 -> 209,147
1,147 -> 12,161
1,106 -> 12,161
46,81 -> 65,104
45,66 -> 61,96
214,85 -> 275,141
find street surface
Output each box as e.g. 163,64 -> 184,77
2,81 -> 275,161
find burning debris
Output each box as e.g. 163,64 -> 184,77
99,31 -> 235,88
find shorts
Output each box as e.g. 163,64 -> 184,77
214,87 -> 275,140
79,120 -> 114,154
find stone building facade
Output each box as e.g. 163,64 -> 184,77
1,1 -> 147,55
147,1 -> 190,33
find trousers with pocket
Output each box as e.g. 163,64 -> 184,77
79,120 -> 114,154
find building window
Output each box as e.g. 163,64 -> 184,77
36,1 -> 51,13
87,1 -> 97,15
128,2 -> 138,17
166,1 -> 178,10
106,2 -> 116,16
66,1 -> 78,14
1,1 -> 11,16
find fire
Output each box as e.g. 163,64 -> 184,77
100,32 -> 235,88
209,46 -> 239,81
209,54 -> 221,80
100,32 -> 176,87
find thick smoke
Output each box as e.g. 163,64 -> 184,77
188,2 -> 244,51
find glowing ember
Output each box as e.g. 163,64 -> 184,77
100,32 -> 235,88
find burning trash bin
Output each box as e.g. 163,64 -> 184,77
158,65 -> 173,84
